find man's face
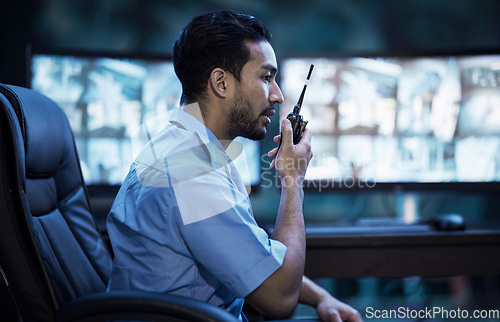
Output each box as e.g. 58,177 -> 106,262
228,41 -> 284,140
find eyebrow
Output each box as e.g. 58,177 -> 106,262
260,64 -> 278,74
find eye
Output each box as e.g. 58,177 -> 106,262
263,74 -> 272,83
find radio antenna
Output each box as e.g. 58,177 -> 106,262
293,64 -> 314,114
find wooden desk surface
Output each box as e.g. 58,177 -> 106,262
304,228 -> 500,279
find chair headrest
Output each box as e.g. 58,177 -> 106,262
1,85 -> 72,178
0,84 -> 86,209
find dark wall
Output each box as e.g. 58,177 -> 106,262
27,0 -> 500,55
2,0 -> 500,223
4,0 -> 500,91
4,0 -> 500,87
1,1 -> 32,86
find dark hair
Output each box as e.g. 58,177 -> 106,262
173,10 -> 272,104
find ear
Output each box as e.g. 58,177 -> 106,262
209,68 -> 230,99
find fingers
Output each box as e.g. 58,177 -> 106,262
269,119 -> 312,172
319,309 -> 342,322
347,309 -> 363,322
280,118 -> 293,147
342,307 -> 363,322
267,147 -> 277,168
323,309 -> 362,322
272,118 -> 311,149
316,296 -> 363,322
330,312 -> 343,322
268,147 -> 278,158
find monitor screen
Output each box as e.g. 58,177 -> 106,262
280,52 -> 500,190
30,50 -> 261,187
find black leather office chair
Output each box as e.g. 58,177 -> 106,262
0,84 -> 238,322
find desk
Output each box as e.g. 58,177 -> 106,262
304,229 -> 500,278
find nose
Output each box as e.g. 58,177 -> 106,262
269,82 -> 284,105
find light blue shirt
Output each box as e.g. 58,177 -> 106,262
106,106 -> 287,319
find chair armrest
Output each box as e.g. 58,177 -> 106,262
56,290 -> 239,322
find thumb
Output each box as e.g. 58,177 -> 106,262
280,118 -> 293,147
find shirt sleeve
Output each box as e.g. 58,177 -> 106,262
174,165 -> 287,298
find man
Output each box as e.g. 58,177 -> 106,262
106,10 -> 361,322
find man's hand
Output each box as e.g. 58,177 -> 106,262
315,294 -> 362,322
300,276 -> 362,322
267,118 -> 312,185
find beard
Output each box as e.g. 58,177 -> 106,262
228,93 -> 268,140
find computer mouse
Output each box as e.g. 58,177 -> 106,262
432,214 -> 466,231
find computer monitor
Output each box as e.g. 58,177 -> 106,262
29,49 -> 261,189
280,51 -> 500,192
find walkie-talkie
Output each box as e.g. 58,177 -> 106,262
279,64 -> 314,148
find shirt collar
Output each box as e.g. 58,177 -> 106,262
168,104 -> 225,152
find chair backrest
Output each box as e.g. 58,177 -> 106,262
0,84 -> 112,321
